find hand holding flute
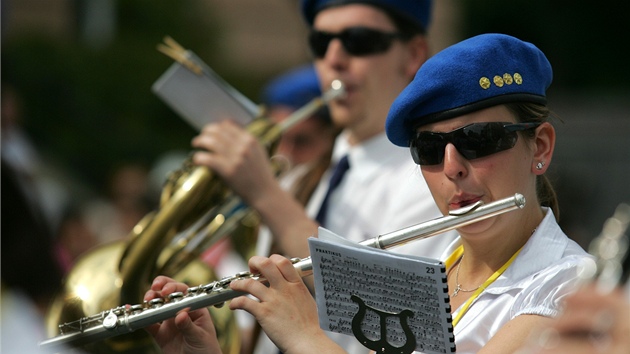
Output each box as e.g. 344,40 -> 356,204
142,195 -> 526,354
143,277 -> 223,354
40,194 -> 525,351
144,255 -> 338,354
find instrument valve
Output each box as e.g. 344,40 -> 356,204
102,310 -> 119,330
202,282 -> 216,293
129,304 -> 144,315
168,292 -> 185,302
149,298 -> 165,309
187,285 -> 200,294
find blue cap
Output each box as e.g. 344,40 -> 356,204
261,64 -> 322,110
301,0 -> 432,32
385,33 -> 553,147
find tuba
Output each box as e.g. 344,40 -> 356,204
44,38 -> 346,354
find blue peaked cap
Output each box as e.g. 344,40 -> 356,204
261,64 -> 322,110
301,0 -> 432,32
386,33 -> 553,147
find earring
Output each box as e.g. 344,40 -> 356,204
536,162 -> 545,170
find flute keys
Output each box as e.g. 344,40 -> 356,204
188,286 -> 200,294
129,304 -> 144,315
168,292 -> 185,302
148,298 -> 165,309
103,310 -> 118,329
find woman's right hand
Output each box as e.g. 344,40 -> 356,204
229,255 -> 345,354
143,276 -> 222,354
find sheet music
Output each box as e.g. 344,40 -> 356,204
310,228 -> 455,353
152,51 -> 259,130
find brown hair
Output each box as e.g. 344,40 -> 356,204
505,102 -> 560,221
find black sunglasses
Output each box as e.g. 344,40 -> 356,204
410,122 -> 542,166
308,27 -> 406,58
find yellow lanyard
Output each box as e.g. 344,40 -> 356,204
444,244 -> 523,328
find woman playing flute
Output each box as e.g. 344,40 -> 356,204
144,33 -> 594,354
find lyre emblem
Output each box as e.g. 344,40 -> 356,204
350,295 -> 416,354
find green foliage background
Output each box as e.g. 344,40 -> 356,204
3,1 -> 266,193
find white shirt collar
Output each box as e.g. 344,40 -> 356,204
331,131 -> 410,184
440,208 -> 571,292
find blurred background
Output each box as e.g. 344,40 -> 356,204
1,0 -> 629,352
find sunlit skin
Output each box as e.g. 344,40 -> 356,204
417,105 -> 558,353
313,4 -> 427,146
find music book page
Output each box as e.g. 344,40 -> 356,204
309,228 -> 455,354
152,51 -> 259,130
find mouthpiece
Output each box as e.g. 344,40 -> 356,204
277,79 -> 346,132
324,79 -> 346,102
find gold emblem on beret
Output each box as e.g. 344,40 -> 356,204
514,73 -> 523,85
503,73 -> 513,85
479,77 -> 491,89
493,75 -> 504,87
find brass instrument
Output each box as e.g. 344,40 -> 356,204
44,38 -> 346,354
40,194 -> 526,351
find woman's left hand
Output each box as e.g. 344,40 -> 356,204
144,276 -> 222,354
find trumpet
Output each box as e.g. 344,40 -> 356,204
40,194 -> 525,351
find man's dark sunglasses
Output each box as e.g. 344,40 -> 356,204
410,122 -> 542,166
308,27 -> 407,58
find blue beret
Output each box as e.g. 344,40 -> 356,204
385,33 -> 553,147
301,0 -> 432,32
261,64 -> 322,110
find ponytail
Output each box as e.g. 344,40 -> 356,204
537,174 -> 560,222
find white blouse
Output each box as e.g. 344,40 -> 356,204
436,208 -> 594,354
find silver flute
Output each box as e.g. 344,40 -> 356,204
40,193 -> 525,350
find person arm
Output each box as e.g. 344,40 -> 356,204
191,120 -> 319,259
477,315 -> 554,353
479,254 -> 594,353
519,284 -> 630,354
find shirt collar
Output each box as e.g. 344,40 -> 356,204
440,208 -> 569,293
332,131 -> 410,183
488,208 -> 569,292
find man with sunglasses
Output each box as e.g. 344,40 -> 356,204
296,0 -> 456,250
192,0 -> 452,266
190,2 -> 455,351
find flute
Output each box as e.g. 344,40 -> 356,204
40,194 -> 525,350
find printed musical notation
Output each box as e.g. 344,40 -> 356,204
309,228 -> 455,354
